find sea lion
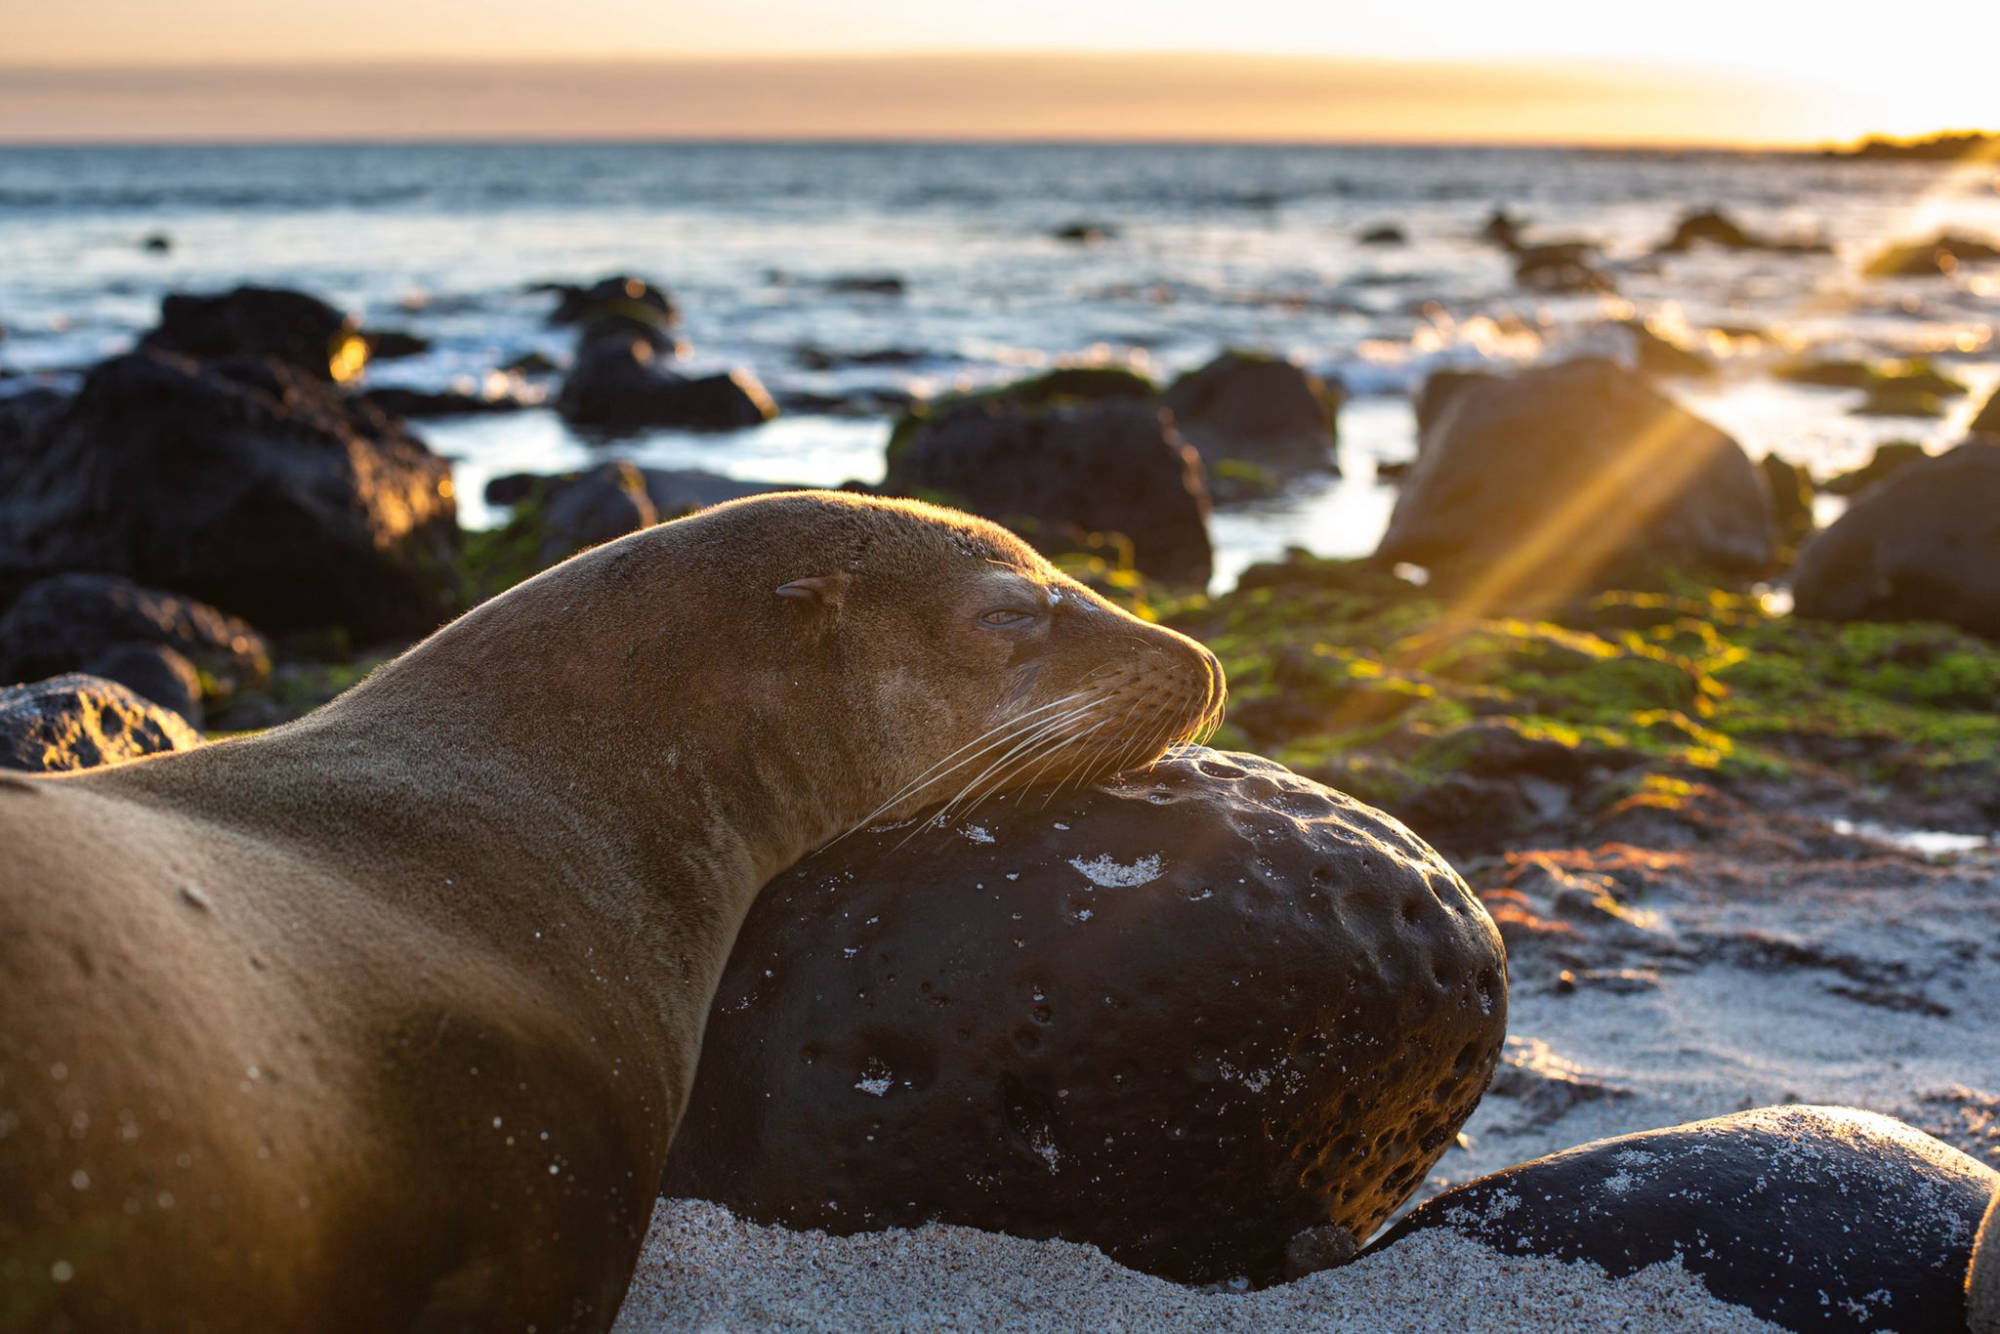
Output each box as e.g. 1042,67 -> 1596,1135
0,491 -> 1223,1333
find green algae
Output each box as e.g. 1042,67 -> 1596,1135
1171,552 -> 2000,814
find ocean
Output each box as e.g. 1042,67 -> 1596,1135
2,141 -> 1996,586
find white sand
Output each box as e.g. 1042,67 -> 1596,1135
614,1200 -> 1776,1332
616,832 -> 1998,1331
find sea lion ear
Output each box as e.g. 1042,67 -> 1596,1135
775,573 -> 849,608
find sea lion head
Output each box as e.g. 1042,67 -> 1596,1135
676,490 -> 1225,836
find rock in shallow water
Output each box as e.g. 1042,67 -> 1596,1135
882,398 -> 1213,585
1379,357 -> 1774,593
1374,1104 -> 2000,1333
0,673 -> 201,772
665,748 -> 1507,1286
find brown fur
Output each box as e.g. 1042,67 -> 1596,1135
0,492 -> 1221,1333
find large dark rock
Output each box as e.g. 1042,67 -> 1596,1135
1792,442 -> 2000,640
557,339 -> 776,433
0,389 -> 66,493
1162,351 -> 1341,478
664,749 -> 1508,1286
0,573 -> 269,699
82,642 -> 204,725
1412,369 -> 1499,444
883,399 -> 1213,585
1374,1105 -> 1999,1334
0,673 -> 201,772
0,352 -> 461,642
139,286 -> 362,382
1378,358 -> 1775,592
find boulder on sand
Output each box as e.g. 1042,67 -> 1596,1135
1791,441 -> 2000,641
0,673 -> 201,773
883,398 -> 1213,585
1163,351 -> 1342,478
1375,1105 -> 1998,1334
665,749 -> 1507,1287
139,285 -> 365,382
1377,358 -> 1775,595
0,351 -> 460,643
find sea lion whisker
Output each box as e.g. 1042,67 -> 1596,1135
923,696 -> 1114,828
881,700 -> 1106,852
927,700 -> 1105,824
835,691 -> 1097,840
970,710 -> 1120,817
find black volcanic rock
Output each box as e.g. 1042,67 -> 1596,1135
1163,351 -> 1342,478
883,398 -> 1213,585
0,673 -> 201,773
557,338 -> 776,433
1379,358 -> 1774,592
140,285 -> 361,381
0,573 -> 269,701
664,749 -> 1508,1286
1792,442 -> 2000,641
1374,1105 -> 1999,1333
0,351 -> 460,642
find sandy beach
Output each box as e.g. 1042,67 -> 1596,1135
618,815 -> 1999,1330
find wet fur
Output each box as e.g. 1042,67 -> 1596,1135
0,492 -> 1220,1333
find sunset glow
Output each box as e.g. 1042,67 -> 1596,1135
4,0 -> 1996,145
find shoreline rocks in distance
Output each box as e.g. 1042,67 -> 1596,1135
543,274 -> 778,434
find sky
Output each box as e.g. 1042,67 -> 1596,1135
3,1 -> 1995,146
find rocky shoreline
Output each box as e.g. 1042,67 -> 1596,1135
4,271 -> 1997,1328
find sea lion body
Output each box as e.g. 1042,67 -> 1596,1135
0,492 -> 1222,1332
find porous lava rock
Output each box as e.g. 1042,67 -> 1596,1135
0,673 -> 201,772
0,572 -> 269,704
139,285 -> 363,381
1374,1105 -> 2000,1333
1792,442 -> 2000,641
664,749 -> 1508,1286
1378,358 -> 1775,591
1162,351 -> 1342,478
882,399 -> 1213,585
0,351 -> 460,642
